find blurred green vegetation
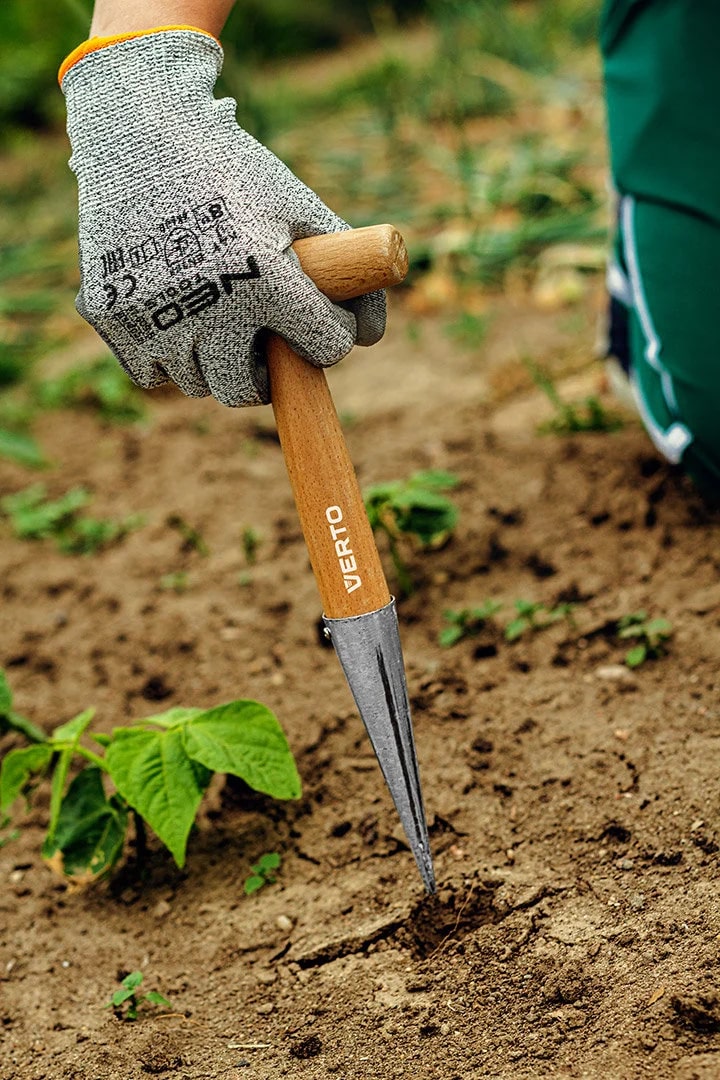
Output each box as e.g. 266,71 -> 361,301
0,0 -> 598,135
0,0 -> 427,134
0,0 -> 605,470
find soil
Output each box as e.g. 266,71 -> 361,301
1,290 -> 720,1080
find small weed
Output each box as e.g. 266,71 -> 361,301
527,362 -> 623,434
0,808 -> 19,849
242,527 -> 261,566
30,357 -> 146,424
365,470 -> 459,595
439,601 -> 503,647
0,484 -> 142,554
0,669 -> 46,743
167,514 -> 209,556
244,852 -> 282,895
0,427 -> 46,468
617,612 -> 673,668
504,599 -> 575,641
444,312 -> 489,349
159,571 -> 189,594
106,971 -> 172,1022
338,410 -> 358,430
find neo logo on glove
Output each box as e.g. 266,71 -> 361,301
150,260 -> 261,331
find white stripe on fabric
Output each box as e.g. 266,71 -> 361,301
621,195 -> 693,462
621,196 -> 662,369
630,371 -> 692,464
606,259 -> 633,306
661,368 -> 679,411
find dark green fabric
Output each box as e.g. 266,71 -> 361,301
603,1 -> 720,491
601,0 -> 720,224
622,198 -> 720,489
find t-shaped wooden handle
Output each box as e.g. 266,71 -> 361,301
268,224 -> 408,619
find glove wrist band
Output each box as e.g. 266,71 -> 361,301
58,25 -> 219,86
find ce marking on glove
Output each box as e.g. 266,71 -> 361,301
104,274 -> 137,309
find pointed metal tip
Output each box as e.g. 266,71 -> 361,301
324,599 -> 436,895
417,843 -> 437,895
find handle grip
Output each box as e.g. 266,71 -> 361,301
268,224 -> 407,619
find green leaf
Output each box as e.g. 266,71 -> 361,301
182,701 -> 302,801
364,471 -> 460,548
139,706 -> 205,729
255,851 -> 281,872
0,670 -> 12,713
1,484 -> 89,539
474,601 -> 504,620
645,618 -> 672,643
0,428 -> 47,469
46,748 -> 73,844
625,644 -> 647,668
0,710 -> 48,743
51,707 -> 95,746
410,469 -> 459,491
41,767 -> 127,880
0,485 -> 138,555
58,514 -> 143,555
0,670 -> 47,743
617,611 -> 646,630
0,744 -> 53,813
504,617 -> 528,642
108,988 -> 135,1007
31,356 -> 146,424
439,625 -> 464,647
514,599 -> 540,616
106,727 -> 211,867
122,972 -> 144,991
244,874 -> 266,895
143,991 -> 172,1008
46,709 -> 97,844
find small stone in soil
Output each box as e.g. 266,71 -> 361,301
152,899 -> 172,919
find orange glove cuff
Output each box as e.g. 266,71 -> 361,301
58,25 -> 219,85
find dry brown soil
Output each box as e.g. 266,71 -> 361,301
1,292 -> 719,1080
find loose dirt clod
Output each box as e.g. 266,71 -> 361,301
671,993 -> 720,1034
289,1035 -> 323,1059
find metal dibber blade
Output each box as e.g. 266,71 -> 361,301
323,599 -> 436,893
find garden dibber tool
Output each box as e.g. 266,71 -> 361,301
267,225 -> 435,894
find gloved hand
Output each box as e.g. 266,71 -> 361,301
59,27 -> 386,406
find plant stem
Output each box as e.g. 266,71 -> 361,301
133,811 -> 148,870
388,536 -> 413,597
72,745 -> 110,772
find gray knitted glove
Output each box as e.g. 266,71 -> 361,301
60,28 -> 386,406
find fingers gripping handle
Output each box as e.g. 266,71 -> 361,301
268,225 -> 408,620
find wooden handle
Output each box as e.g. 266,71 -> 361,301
291,224 -> 408,303
268,224 -> 407,619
